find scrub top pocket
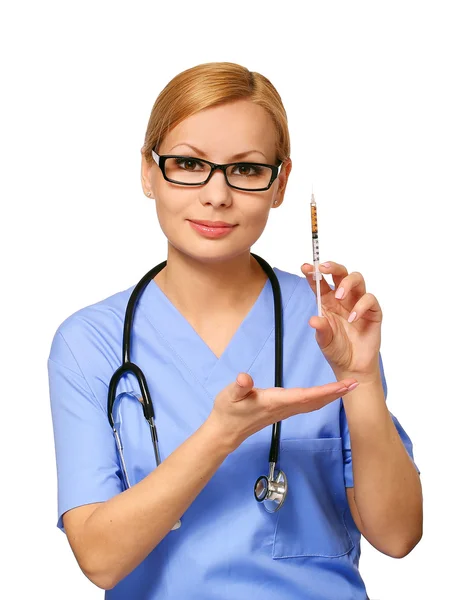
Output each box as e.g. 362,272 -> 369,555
272,437 -> 354,559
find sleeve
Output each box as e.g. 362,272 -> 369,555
47,328 -> 124,532
340,351 -> 420,488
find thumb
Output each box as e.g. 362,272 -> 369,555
232,372 -> 254,402
309,309 -> 333,348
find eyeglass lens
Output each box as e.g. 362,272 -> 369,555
164,157 -> 273,190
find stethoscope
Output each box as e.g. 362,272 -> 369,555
107,253 -> 287,531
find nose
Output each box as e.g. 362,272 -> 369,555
198,167 -> 232,207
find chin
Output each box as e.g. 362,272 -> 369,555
168,238 -> 251,264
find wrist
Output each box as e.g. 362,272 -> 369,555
201,414 -> 239,456
341,380 -> 394,442
334,368 -> 382,388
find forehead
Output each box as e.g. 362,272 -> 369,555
162,100 -> 277,160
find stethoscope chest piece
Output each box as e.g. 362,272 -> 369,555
254,466 -> 288,513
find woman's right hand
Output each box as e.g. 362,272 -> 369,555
207,373 -> 359,452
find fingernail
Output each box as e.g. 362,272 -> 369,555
320,262 -> 330,268
336,387 -> 348,394
348,311 -> 357,323
347,382 -> 360,392
335,287 -> 345,299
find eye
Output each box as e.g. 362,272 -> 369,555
231,163 -> 264,177
174,157 -> 205,171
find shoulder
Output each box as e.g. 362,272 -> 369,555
272,266 -> 316,315
47,283 -> 136,369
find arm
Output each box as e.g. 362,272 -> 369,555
342,373 -> 423,558
64,373 -> 359,590
51,322 -> 358,590
64,419 -> 231,590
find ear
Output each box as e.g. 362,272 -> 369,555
140,148 -> 153,198
272,158 -> 292,208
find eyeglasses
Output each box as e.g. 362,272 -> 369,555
151,149 -> 283,192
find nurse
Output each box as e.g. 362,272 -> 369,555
47,61 -> 423,599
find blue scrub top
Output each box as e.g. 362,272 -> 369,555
47,267 -> 418,599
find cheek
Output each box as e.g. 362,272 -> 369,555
154,189 -> 271,246
154,193 -> 187,235
244,204 -> 271,233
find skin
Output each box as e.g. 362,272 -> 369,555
140,99 -> 292,332
62,99 -> 422,591
141,98 -> 422,557
301,261 -> 423,556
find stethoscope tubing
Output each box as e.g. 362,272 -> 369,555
106,253 -> 285,512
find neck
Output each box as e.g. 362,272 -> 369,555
154,243 -> 268,318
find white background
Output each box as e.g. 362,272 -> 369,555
2,1 -> 467,598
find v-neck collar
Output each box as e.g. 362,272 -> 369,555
137,267 -> 296,398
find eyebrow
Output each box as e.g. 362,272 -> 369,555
168,143 -> 267,161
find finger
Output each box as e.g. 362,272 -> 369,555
232,372 -> 255,402
266,378 -> 358,404
333,271 -> 366,305
346,293 -> 382,324
301,262 -> 333,297
320,261 -> 351,296
295,379 -> 359,413
307,311 -> 334,349
278,379 -> 359,416
301,261 -> 351,296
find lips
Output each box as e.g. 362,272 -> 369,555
188,220 -> 236,239
189,220 -> 234,227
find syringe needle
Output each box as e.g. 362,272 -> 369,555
310,187 -> 322,317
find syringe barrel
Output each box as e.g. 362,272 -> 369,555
310,203 -> 318,234
310,203 -> 320,262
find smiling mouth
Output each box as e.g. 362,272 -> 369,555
188,220 -> 235,228
188,220 -> 237,237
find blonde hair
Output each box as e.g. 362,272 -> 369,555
141,62 -> 290,166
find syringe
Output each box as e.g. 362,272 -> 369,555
310,187 -> 322,317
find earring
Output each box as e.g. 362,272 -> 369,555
146,191 -> 152,197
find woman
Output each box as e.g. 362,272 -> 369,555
47,61 -> 422,599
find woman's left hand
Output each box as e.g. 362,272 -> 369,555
301,261 -> 383,382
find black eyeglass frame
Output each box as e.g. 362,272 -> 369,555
151,149 -> 283,192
